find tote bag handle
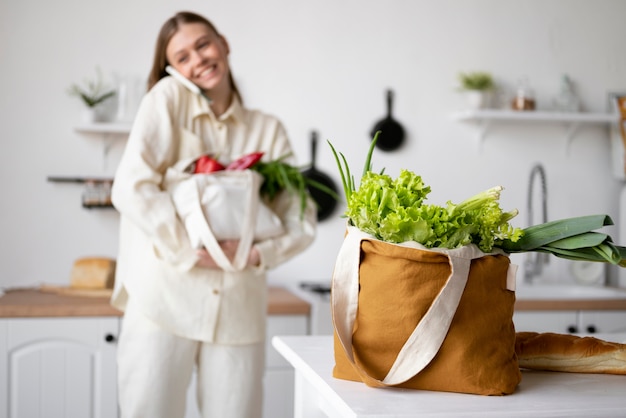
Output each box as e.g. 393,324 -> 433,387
332,225 -> 510,386
188,171 -> 259,272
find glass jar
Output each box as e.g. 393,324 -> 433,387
511,78 -> 536,111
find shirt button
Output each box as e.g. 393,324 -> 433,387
213,289 -> 219,295
217,124 -> 224,130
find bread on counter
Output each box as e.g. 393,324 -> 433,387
70,257 -> 116,289
515,331 -> 626,375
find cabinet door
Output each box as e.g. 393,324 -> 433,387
266,315 -> 309,369
579,311 -> 626,334
513,311 -> 579,333
263,369 -> 295,418
264,315 -> 308,418
1,317 -> 119,418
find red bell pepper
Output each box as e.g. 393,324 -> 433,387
226,152 -> 265,170
194,154 -> 226,174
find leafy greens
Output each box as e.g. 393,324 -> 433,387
329,132 -> 626,265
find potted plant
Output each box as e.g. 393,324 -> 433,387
68,67 -> 116,123
457,71 -> 495,109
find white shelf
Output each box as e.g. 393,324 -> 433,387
74,122 -> 132,171
452,109 -> 619,124
451,109 -> 620,152
74,122 -> 132,135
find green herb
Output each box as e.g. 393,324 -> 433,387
68,67 -> 116,108
458,71 -> 494,91
252,154 -> 338,219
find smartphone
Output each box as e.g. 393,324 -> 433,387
165,65 -> 211,102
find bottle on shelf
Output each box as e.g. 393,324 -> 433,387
511,77 -> 536,111
553,74 -> 580,112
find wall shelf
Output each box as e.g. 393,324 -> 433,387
74,122 -> 132,135
47,176 -> 114,183
74,122 -> 132,171
451,109 -> 620,152
47,176 -> 115,209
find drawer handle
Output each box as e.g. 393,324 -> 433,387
567,325 -> 578,333
104,333 -> 117,343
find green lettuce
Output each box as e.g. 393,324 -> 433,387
330,133 -> 522,252
345,170 -> 522,252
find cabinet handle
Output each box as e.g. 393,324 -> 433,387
104,333 -> 117,343
586,325 -> 597,334
567,325 -> 578,333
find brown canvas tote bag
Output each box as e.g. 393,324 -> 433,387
332,226 -> 521,395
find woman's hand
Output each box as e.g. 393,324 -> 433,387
196,240 -> 260,269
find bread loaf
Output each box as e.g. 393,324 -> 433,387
515,331 -> 626,375
70,257 -> 116,289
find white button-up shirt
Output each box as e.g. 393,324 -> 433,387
111,76 -> 316,343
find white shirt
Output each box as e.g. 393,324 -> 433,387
111,76 -> 316,343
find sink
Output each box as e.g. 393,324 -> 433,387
515,283 -> 626,300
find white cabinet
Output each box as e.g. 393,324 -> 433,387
514,310 -> 626,334
183,314 -> 309,418
0,317 -> 120,418
263,314 -> 309,418
0,309 -> 308,418
580,311 -> 626,334
514,311 -> 579,333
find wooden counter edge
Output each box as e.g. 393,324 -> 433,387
267,286 -> 311,315
0,286 -> 309,318
515,298 -> 626,311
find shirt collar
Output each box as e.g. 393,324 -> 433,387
191,93 -> 245,124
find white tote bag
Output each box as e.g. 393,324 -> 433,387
164,160 -> 284,272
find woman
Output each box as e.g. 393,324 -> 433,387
110,11 -> 316,418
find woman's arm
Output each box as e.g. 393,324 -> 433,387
112,83 -> 199,271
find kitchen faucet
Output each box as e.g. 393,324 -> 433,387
524,163 -> 549,283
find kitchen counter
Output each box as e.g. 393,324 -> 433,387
273,334 -> 626,418
0,286 -> 310,318
515,284 -> 626,311
515,298 -> 626,311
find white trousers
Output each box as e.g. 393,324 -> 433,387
117,300 -> 265,418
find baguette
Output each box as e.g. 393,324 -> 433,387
515,331 -> 626,375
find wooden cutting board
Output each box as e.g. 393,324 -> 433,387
39,284 -> 113,298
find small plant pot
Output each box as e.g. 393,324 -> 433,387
80,107 -> 108,124
465,90 -> 491,109
81,108 -> 99,124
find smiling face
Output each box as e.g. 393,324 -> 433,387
165,22 -> 230,94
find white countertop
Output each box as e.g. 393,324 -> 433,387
272,334 -> 626,418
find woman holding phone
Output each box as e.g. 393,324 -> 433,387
111,11 -> 316,418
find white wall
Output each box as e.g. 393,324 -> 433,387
1,0 -> 625,289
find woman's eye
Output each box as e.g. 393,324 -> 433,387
177,56 -> 189,64
198,41 -> 210,49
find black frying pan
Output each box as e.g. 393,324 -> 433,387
302,131 -> 339,222
370,89 -> 405,151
